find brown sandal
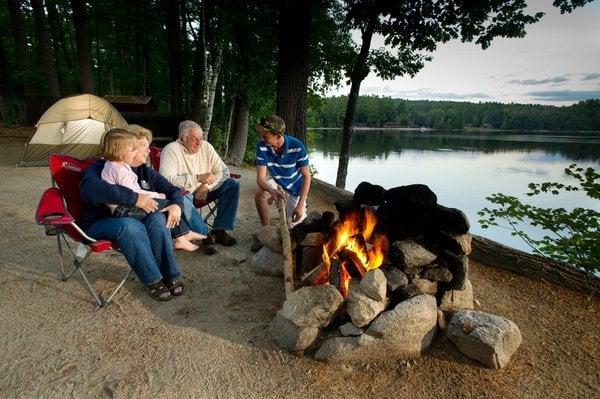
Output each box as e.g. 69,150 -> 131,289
163,279 -> 185,296
147,282 -> 172,301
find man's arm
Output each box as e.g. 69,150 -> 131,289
297,166 -> 311,206
256,165 -> 272,192
159,143 -> 198,191
292,166 -> 311,222
204,142 -> 229,191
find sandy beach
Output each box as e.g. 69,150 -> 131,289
0,133 -> 598,398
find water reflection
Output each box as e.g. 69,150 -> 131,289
307,129 -> 600,253
310,129 -> 600,162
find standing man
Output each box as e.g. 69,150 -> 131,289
160,120 -> 239,246
255,114 -> 311,227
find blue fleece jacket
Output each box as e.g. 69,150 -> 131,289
80,159 -> 185,229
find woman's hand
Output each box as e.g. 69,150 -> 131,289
161,204 -> 182,229
136,193 -> 159,213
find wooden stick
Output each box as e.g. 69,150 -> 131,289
276,190 -> 294,297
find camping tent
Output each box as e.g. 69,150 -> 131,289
18,94 -> 128,167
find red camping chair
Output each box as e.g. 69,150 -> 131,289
35,154 -> 131,307
149,145 -> 241,227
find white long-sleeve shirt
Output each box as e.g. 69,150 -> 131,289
159,140 -> 230,192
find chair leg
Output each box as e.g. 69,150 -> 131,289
102,269 -> 132,307
56,234 -> 67,280
203,202 -> 218,227
76,266 -> 103,307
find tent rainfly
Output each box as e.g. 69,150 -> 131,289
17,94 -> 128,167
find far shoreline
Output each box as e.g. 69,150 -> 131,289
309,127 -> 600,133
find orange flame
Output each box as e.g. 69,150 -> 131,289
320,208 -> 387,296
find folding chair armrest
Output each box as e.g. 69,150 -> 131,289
194,198 -> 212,208
35,187 -> 75,226
90,240 -> 114,252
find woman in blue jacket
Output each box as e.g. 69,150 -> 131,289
80,128 -> 189,301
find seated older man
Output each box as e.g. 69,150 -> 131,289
159,120 -> 239,246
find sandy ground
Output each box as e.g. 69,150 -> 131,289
0,131 -> 599,398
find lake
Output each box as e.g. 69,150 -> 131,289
306,129 -> 600,253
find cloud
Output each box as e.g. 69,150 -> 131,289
509,76 -> 569,85
526,90 -> 600,102
582,73 -> 600,81
368,88 -> 492,100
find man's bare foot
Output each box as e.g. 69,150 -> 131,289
184,231 -> 207,242
174,237 -> 199,252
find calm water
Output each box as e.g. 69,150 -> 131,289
307,129 -> 600,253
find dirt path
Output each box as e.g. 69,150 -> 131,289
0,135 -> 598,398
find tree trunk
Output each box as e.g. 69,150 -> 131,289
275,0 -> 312,143
188,1 -> 206,122
141,2 -> 150,96
0,28 -> 11,96
31,0 -> 61,102
227,95 -> 249,166
471,235 -> 600,297
335,18 -> 376,188
203,47 -> 222,133
223,96 -> 234,156
70,0 -> 95,93
46,0 -> 72,93
6,0 -> 38,122
166,0 -> 183,114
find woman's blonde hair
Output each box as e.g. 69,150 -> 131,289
102,128 -> 136,161
127,124 -> 153,143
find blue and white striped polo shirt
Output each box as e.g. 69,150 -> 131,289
256,135 -> 309,196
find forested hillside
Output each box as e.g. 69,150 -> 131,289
309,96 -> 600,131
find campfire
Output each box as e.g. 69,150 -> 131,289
252,181 -> 523,370
313,208 -> 389,298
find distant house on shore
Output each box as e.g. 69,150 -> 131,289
104,95 -> 158,114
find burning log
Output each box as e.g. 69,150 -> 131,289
301,263 -> 327,285
329,259 -> 350,298
338,248 -> 367,278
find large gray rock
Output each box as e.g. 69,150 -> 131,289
421,267 -> 453,283
446,310 -> 522,369
299,232 -> 326,247
425,230 -> 472,256
270,311 -> 319,352
281,285 -> 344,328
257,225 -> 282,253
346,287 -> 386,327
439,279 -> 474,311
409,278 -> 438,295
314,335 -> 376,362
340,322 -> 364,337
251,247 -> 283,276
367,294 -> 437,358
360,269 -> 387,302
382,267 -> 409,292
441,250 -> 469,290
390,240 -> 437,269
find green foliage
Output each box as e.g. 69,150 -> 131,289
309,96 -> 600,131
478,164 -> 600,272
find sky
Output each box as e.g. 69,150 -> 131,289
327,0 -> 600,106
